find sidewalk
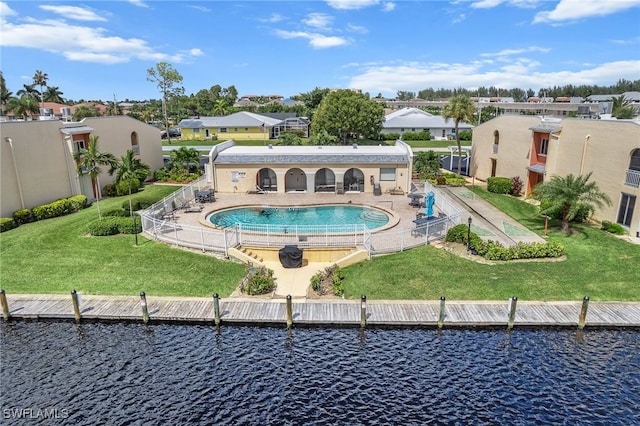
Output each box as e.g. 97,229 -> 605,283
442,185 -> 546,246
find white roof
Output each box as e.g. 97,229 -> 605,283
383,107 -> 474,129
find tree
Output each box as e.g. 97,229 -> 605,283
611,95 -> 636,119
310,129 -> 338,146
73,135 -> 117,220
6,95 -> 39,120
311,89 -> 385,144
110,149 -> 151,228
169,146 -> 201,172
106,101 -> 123,116
277,132 -> 302,146
43,86 -> 64,103
16,83 -> 40,99
213,99 -> 228,116
533,172 -> 612,235
72,105 -> 100,121
0,71 -> 12,116
146,62 -> 184,144
413,151 -> 441,179
32,70 -> 48,111
443,95 -> 475,175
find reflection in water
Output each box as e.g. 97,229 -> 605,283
1,322 -> 639,425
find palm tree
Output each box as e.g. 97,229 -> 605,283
6,95 -> 40,120
33,70 -> 48,111
443,95 -> 476,174
213,99 -> 228,116
169,146 -> 201,172
110,149 -> 151,227
16,83 -> 40,100
43,86 -> 64,103
73,135 -> 117,219
0,71 -> 12,116
533,172 -> 612,234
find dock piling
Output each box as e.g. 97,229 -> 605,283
213,293 -> 221,326
578,296 -> 589,329
140,292 -> 149,324
0,289 -> 9,320
71,290 -> 81,322
286,295 -> 293,329
507,296 -> 518,330
437,296 -> 445,329
360,295 -> 367,328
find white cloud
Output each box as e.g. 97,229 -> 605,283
326,0 -> 380,10
347,23 -> 368,33
470,0 -> 505,9
128,0 -> 149,8
190,5 -> 212,13
0,17 -> 200,64
303,13 -> 334,30
382,2 -> 396,12
273,29 -> 350,48
347,59 -> 640,95
0,2 -> 17,18
534,0 -> 640,23
480,46 -> 551,59
39,5 -> 108,22
469,0 -> 541,8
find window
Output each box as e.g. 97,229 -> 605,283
244,128 -> 249,131
380,168 -> 396,181
442,130 -> 446,138
193,128 -> 201,134
131,132 -> 139,155
234,128 -> 238,132
220,128 -> 228,133
540,138 -> 549,155
617,193 -> 636,227
400,128 -> 405,132
73,140 -> 85,151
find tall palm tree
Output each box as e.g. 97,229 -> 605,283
43,86 -> 64,103
73,135 -> 117,220
533,172 -> 612,235
6,95 -> 40,120
0,71 -> 12,116
169,146 -> 201,172
110,149 -> 151,225
213,99 -> 228,116
443,95 -> 476,175
16,83 -> 40,100
33,70 -> 48,111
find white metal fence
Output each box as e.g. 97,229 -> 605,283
139,179 -> 462,257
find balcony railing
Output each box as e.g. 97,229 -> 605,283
625,169 -> 640,188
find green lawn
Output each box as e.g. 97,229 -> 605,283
341,186 -> 640,301
2,184 -> 638,301
0,185 -> 246,297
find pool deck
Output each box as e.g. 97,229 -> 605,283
3,294 -> 639,328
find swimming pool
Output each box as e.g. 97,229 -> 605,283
208,205 -> 390,231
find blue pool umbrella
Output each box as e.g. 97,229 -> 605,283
425,191 -> 435,217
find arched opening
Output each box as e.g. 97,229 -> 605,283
257,168 -> 277,191
131,132 -> 140,155
344,168 -> 364,192
285,168 -> 306,192
314,168 -> 336,192
629,148 -> 640,171
493,130 -> 499,154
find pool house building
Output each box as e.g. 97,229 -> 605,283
207,140 -> 414,195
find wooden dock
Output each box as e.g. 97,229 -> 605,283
2,294 -> 640,328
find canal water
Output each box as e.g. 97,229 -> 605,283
1,322 -> 638,425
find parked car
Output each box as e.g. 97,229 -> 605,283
161,129 -> 181,139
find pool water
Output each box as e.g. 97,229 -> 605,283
208,205 -> 390,230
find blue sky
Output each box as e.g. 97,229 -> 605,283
1,0 -> 639,102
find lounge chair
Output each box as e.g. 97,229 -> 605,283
256,185 -> 266,194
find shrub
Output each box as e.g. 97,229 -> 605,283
310,265 -> 344,296
32,198 -> 72,220
87,217 -> 121,236
382,133 -> 401,141
487,177 -> 512,194
116,179 -> 141,196
117,216 -> 142,234
332,268 -> 345,297
458,130 -> 472,141
511,176 -> 523,196
154,168 -> 170,182
401,131 -> 431,141
241,266 -> 275,295
601,220 -> 626,235
13,208 -> 32,225
102,183 -> 117,197
68,195 -> 88,212
1,218 -> 15,232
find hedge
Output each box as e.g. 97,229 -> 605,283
487,177 -> 512,194
122,195 -> 161,213
1,218 -> 15,233
445,224 -> 565,261
31,195 -> 88,221
87,216 -> 141,236
13,208 -> 32,225
601,220 -> 626,235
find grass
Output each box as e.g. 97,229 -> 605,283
2,184 -> 638,301
341,186 -> 640,301
0,185 -> 246,297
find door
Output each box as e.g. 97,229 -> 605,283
490,159 -> 497,177
617,193 -> 636,227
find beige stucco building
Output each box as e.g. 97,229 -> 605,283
471,115 -> 640,236
1,116 -> 164,218
208,140 -> 413,196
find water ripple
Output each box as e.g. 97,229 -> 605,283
1,323 -> 639,425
